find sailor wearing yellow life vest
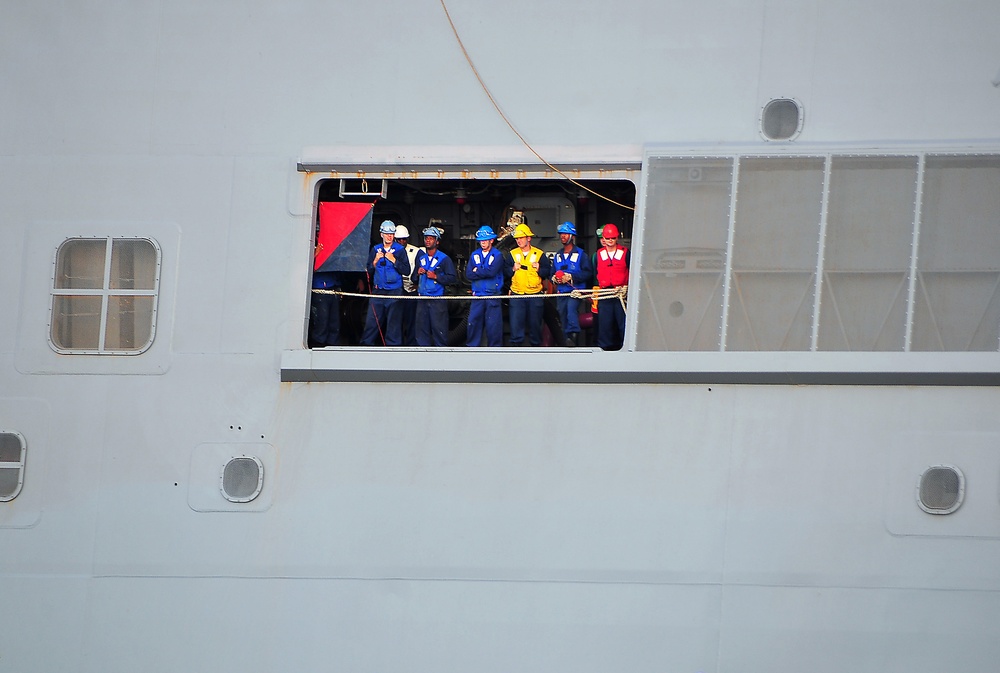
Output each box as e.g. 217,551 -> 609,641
504,223 -> 552,346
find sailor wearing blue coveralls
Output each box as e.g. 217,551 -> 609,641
310,270 -> 343,347
361,220 -> 411,346
551,221 -> 592,347
412,226 -> 457,347
465,225 -> 505,347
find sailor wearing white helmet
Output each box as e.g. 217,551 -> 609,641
393,224 -> 420,345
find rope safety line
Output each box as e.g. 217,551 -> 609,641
437,0 -> 635,212
314,286 -> 628,310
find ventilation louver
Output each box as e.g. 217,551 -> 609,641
221,456 -> 264,503
917,465 -> 964,514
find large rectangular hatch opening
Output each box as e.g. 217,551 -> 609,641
310,175 -> 637,348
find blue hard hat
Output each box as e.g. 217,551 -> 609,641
379,220 -> 396,234
422,226 -> 441,239
557,221 -> 577,235
475,225 -> 497,241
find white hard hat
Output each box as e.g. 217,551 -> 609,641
394,225 -> 410,238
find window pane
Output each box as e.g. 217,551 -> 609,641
818,157 -> 917,351
50,295 -> 103,349
51,237 -> 161,354
104,296 -> 154,350
0,468 -> 21,500
54,239 -> 106,289
0,433 -> 25,501
0,433 -> 22,463
636,158 -> 732,351
913,156 -> 1000,351
110,239 -> 157,290
727,157 -> 824,350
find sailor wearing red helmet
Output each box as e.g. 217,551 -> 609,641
595,223 -> 630,350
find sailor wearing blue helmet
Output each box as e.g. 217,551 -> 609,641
466,225 -> 505,347
552,221 -> 592,346
412,226 -> 457,346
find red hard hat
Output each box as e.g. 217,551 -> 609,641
602,223 -> 619,238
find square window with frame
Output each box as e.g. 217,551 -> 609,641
49,237 -> 160,354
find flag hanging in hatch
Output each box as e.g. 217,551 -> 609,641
314,202 -> 374,272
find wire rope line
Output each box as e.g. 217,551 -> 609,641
314,285 -> 629,310
438,0 -> 635,212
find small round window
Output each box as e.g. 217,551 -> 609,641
917,465 -> 964,515
221,456 -> 264,503
760,98 -> 803,141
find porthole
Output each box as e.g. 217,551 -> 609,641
917,465 -> 964,514
0,431 -> 27,502
760,98 -> 803,141
220,455 -> 264,503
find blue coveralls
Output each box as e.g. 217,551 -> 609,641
413,249 -> 457,347
552,246 -> 592,340
465,247 -> 505,347
361,242 -> 410,346
310,271 -> 342,346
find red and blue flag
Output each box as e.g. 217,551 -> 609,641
314,202 -> 374,273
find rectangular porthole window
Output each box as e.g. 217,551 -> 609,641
0,432 -> 26,502
49,237 -> 160,354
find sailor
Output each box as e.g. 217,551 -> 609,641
505,222 -> 551,347
595,223 -> 630,351
361,219 -> 411,346
412,226 -> 457,347
551,221 -> 592,347
309,268 -> 342,347
394,225 -> 420,346
465,225 -> 505,347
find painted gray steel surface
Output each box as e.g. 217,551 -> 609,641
2,1 -> 1000,671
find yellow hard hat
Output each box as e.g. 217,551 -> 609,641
513,223 -> 534,238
